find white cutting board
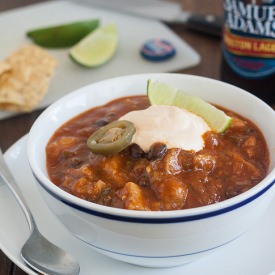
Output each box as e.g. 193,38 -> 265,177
0,0 -> 200,119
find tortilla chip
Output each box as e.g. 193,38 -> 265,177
0,61 -> 11,75
0,44 -> 57,112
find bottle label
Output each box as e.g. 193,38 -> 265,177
223,0 -> 275,79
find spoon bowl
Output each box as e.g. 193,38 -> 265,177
0,148 -> 80,275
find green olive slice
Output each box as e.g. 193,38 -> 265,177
87,120 -> 136,155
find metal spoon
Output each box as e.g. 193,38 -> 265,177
0,148 -> 80,275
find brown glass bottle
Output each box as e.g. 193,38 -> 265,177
221,0 -> 275,105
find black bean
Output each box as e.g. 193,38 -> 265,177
146,142 -> 167,161
138,176 -> 149,187
106,112 -> 117,120
128,143 -> 145,159
94,118 -> 109,128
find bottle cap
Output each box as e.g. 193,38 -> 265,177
140,39 -> 176,61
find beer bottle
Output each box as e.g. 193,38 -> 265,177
221,0 -> 275,105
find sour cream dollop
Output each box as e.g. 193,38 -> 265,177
120,105 -> 210,152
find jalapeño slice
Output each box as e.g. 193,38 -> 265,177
87,120 -> 136,155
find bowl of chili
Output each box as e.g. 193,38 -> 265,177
27,73 -> 275,267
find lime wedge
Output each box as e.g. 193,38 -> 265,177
147,79 -> 232,133
69,23 -> 118,67
26,19 -> 100,48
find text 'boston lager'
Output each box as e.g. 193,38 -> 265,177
221,0 -> 275,104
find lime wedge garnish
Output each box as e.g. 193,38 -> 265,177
147,79 -> 232,133
69,23 -> 118,68
26,19 -> 100,48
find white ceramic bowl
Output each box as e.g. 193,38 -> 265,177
27,73 -> 275,268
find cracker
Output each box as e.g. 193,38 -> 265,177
0,44 -> 57,112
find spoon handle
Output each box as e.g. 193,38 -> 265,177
0,148 -> 35,232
